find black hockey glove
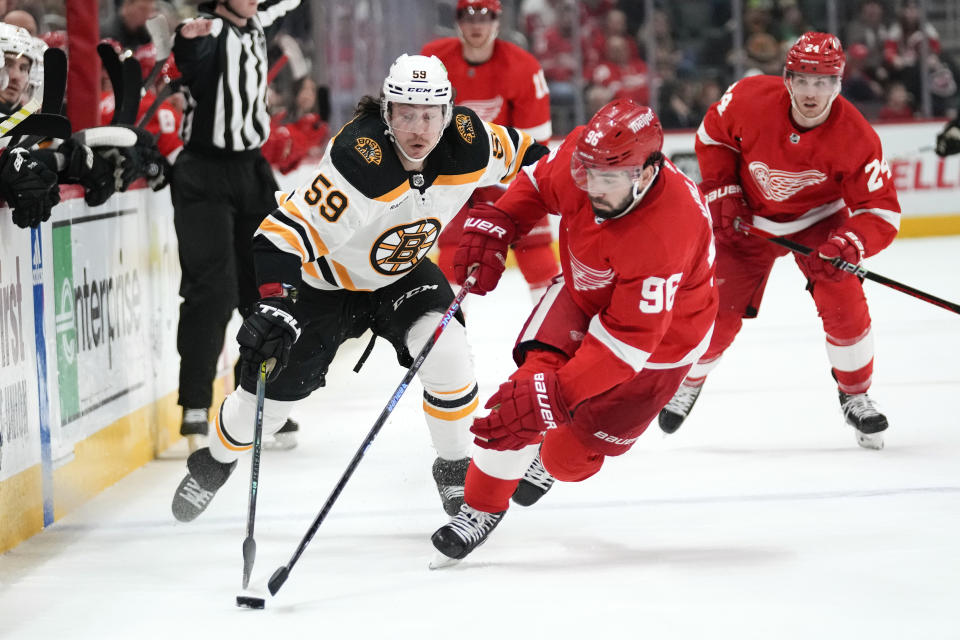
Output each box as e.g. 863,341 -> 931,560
0,147 -> 60,228
58,139 -> 118,206
935,118 -> 960,157
236,297 -> 301,382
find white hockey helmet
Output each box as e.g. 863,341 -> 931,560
0,24 -> 42,101
381,54 -> 454,162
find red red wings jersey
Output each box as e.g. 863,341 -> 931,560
696,75 -> 900,256
99,90 -> 184,160
421,37 -> 552,142
494,131 -> 718,406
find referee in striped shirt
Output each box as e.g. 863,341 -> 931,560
171,0 -> 300,448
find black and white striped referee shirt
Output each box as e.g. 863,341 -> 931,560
173,0 -> 300,154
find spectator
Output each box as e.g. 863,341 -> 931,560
101,0 -> 155,50
844,0 -> 889,82
842,43 -> 884,113
884,0 -> 941,104
741,32 -> 782,77
588,34 -> 650,105
877,81 -> 913,122
3,9 -> 37,35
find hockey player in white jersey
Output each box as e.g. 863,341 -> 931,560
171,54 -> 548,522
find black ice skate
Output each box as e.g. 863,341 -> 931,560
265,418 -> 299,451
171,448 -> 237,522
658,382 -> 704,434
512,454 -> 555,506
179,408 -> 209,453
429,503 -> 505,568
432,456 -> 470,516
839,392 -> 888,450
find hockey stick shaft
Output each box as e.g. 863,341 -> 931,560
267,275 -> 477,596
136,79 -> 181,128
117,57 -> 143,126
735,218 -> 960,315
241,358 -> 273,589
98,44 -> 125,125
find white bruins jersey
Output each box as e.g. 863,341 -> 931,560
256,106 -> 535,291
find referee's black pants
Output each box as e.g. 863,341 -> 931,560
170,148 -> 279,410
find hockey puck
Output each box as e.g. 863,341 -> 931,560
236,595 -> 265,609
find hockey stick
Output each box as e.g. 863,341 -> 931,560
734,218 -> 960,315
3,113 -> 71,140
267,274 -> 477,597
0,96 -> 40,136
136,78 -> 182,128
98,44 -> 126,125
240,358 -> 273,592
142,15 -> 173,92
116,57 -> 144,126
40,47 -> 68,116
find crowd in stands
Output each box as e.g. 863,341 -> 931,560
5,0 -> 958,161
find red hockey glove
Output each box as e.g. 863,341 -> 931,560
702,182 -> 751,245
805,229 -> 865,282
471,371 -> 569,451
452,204 -> 516,295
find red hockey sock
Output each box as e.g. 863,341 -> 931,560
541,426 -> 604,482
464,462 -> 519,513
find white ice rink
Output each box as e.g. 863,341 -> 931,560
2,235 -> 959,639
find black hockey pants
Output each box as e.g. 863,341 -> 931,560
171,148 -> 279,409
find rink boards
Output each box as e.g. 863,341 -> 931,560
1,120 -> 958,554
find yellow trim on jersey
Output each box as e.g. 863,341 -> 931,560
332,260 -> 370,291
488,124 -> 515,182
434,168 -> 487,186
303,261 -> 328,284
423,396 -> 480,421
282,199 -> 330,257
374,181 -> 411,203
260,217 -> 309,261
502,131 -> 534,184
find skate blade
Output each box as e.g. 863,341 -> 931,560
263,433 -> 297,451
428,551 -> 461,570
856,431 -> 884,450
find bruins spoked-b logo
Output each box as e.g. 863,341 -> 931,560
355,137 -> 382,165
455,114 -> 475,144
370,218 -> 441,275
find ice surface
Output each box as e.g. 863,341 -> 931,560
2,236 -> 959,639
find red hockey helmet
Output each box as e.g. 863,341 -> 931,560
572,99 -> 663,181
456,0 -> 502,17
785,32 -> 845,76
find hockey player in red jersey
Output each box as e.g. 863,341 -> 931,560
658,33 -> 901,450
430,100 -> 718,565
422,0 -> 560,298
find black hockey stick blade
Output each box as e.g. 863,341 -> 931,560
142,15 -> 173,91
267,566 -> 288,596
98,44 -> 125,125
41,47 -> 68,115
116,57 -> 143,126
241,537 -> 257,590
5,112 -> 71,141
